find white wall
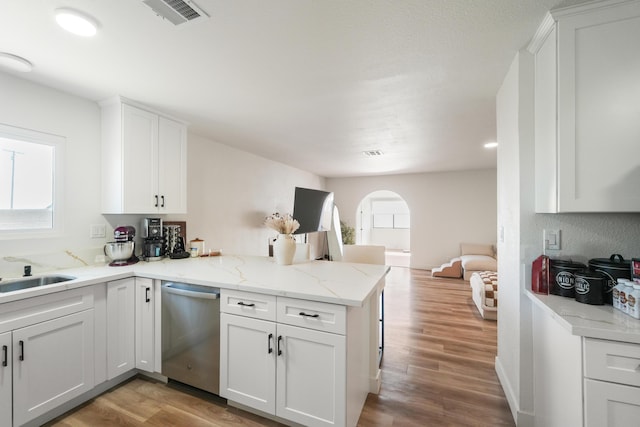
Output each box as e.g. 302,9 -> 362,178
173,133 -> 324,256
0,71 -> 105,277
496,51 -> 640,426
0,71 -> 324,277
326,169 -> 497,270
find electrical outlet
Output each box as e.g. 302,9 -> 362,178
544,229 -> 561,250
90,224 -> 106,238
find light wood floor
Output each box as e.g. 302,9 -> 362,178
45,267 -> 514,427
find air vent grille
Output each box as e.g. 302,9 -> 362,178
166,0 -> 200,20
143,0 -> 209,25
363,150 -> 384,157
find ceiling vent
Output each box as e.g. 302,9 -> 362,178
363,150 -> 384,157
142,0 -> 209,25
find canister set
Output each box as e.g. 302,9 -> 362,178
537,254 -> 639,308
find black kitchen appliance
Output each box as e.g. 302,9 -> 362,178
142,218 -> 164,261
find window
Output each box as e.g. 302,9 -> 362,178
0,124 -> 64,236
371,199 -> 410,229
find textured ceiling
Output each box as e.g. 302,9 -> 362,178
0,0 -> 593,177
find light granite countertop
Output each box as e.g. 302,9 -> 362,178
527,290 -> 640,344
0,255 -> 389,307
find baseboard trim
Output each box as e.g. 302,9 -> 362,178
495,356 -> 518,424
495,356 -> 535,427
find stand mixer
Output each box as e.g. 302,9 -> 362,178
104,225 -> 139,266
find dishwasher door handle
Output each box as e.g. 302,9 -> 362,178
163,285 -> 219,299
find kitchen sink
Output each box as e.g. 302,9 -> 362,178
0,275 -> 76,293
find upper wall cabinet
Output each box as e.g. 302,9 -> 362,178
529,0 -> 640,213
100,97 -> 187,214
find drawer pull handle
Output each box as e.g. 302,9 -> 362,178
277,335 -> 283,356
19,340 -> 24,361
237,301 -> 255,307
268,333 -> 273,354
155,195 -> 159,207
2,345 -> 6,367
161,195 -> 165,208
145,287 -> 151,303
299,312 -> 320,318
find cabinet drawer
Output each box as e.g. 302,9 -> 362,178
277,297 -> 346,334
0,286 -> 95,333
220,289 -> 276,321
584,338 -> 640,387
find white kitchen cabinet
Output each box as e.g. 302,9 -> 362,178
12,310 -> 94,427
220,313 -> 277,414
276,323 -> 346,426
101,96 -> 187,214
135,277 -> 155,372
220,290 -> 348,427
583,338 -> 640,426
529,0 -> 640,212
0,331 -> 11,427
106,278 -> 135,379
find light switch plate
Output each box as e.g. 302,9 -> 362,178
90,224 -> 106,238
544,229 -> 561,250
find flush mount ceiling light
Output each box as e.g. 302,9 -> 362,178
0,52 -> 33,72
484,142 -> 498,149
55,8 -> 99,37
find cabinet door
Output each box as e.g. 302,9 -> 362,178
220,313 -> 276,414
122,103 -> 159,213
107,278 -> 135,379
0,332 -> 11,427
584,378 -> 640,426
12,310 -> 94,427
158,116 -> 187,214
135,278 -> 154,372
556,2 -> 640,212
276,324 -> 346,427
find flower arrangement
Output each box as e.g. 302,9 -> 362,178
264,212 -> 300,235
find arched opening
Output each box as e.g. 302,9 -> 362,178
355,190 -> 410,267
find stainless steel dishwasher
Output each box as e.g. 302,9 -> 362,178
161,282 -> 220,395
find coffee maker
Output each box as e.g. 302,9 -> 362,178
142,218 -> 164,261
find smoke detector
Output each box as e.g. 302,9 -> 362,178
142,0 -> 209,25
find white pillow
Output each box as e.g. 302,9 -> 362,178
460,243 -> 495,257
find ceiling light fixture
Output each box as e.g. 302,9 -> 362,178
0,52 -> 33,72
484,142 -> 498,149
55,8 -> 99,37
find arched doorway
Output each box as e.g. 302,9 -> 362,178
356,190 -> 410,267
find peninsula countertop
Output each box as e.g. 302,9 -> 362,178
527,290 -> 640,344
0,255 -> 389,307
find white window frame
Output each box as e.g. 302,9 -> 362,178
0,123 -> 65,239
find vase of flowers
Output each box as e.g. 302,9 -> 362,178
264,213 -> 300,265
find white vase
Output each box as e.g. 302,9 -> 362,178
274,234 -> 295,265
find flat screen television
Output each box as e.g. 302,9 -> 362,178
292,187 -> 334,234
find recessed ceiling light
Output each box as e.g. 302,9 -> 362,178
55,8 -> 99,37
0,52 -> 33,72
484,142 -> 498,149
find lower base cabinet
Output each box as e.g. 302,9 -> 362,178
221,309 -> 347,427
0,332 -> 12,427
11,310 -> 94,426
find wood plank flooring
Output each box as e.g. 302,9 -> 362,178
45,267 -> 514,427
